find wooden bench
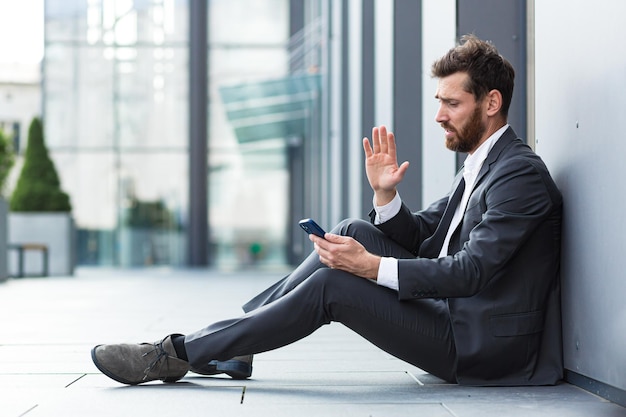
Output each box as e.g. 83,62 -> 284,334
8,243 -> 49,278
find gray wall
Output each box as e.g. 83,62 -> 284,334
456,0 -> 527,170
393,0 -> 422,210
533,0 -> 626,394
457,0 -> 527,141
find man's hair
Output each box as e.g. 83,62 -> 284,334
431,34 -> 515,118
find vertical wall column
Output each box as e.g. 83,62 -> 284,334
317,0 -> 330,227
374,0 -> 394,127
393,0 -> 422,211
287,0 -> 306,265
346,0 -> 362,218
456,0 -> 527,170
327,0 -> 343,226
188,0 -> 208,266
421,0 -> 457,207
358,0 -> 424,214
359,0 -> 375,213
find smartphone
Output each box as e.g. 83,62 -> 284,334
299,218 -> 327,238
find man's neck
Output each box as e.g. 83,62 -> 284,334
466,124 -> 509,161
468,120 -> 507,155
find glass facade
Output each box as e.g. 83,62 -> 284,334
45,0 -> 188,266
208,0 -> 291,268
44,0 -> 295,268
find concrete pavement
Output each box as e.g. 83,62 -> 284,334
1,268 -> 624,416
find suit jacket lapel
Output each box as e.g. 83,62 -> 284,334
418,127 -> 520,259
472,126 -> 518,192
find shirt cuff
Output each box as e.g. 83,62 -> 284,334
376,257 -> 399,291
373,192 -> 402,225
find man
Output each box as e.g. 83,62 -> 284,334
92,35 -> 563,386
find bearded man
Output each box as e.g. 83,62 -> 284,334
92,35 -> 563,387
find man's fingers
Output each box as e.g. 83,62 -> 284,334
370,125 -> 397,156
323,233 -> 346,243
379,125 -> 388,154
363,137 -> 373,158
397,161 -> 410,177
371,126 -> 380,153
378,125 -> 398,157
387,131 -> 396,158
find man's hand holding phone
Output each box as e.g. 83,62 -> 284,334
299,218 -> 380,279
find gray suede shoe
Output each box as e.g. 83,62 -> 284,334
91,334 -> 190,385
191,355 -> 253,380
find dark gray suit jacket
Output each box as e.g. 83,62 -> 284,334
375,127 -> 563,385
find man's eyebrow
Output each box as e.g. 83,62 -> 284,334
435,95 -> 455,102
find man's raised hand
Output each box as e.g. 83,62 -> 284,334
362,125 -> 409,206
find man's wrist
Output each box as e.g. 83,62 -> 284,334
374,189 -> 397,206
368,255 -> 382,280
373,192 -> 402,225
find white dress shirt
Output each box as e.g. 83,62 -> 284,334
375,125 -> 509,291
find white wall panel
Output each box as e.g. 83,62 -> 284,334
534,0 -> 626,391
421,0 -> 457,207
374,0 -> 394,127
347,0 -> 363,218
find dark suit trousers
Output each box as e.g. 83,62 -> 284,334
184,219 -> 458,382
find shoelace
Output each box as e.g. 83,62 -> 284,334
142,338 -> 169,381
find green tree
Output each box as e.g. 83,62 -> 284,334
10,117 -> 72,212
0,127 -> 15,197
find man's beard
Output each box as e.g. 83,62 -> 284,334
443,105 -> 486,153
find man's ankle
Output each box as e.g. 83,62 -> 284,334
171,334 -> 189,361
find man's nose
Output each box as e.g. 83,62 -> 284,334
435,106 -> 447,123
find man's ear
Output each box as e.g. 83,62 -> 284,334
485,89 -> 502,116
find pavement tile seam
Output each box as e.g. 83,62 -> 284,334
18,404 -> 39,416
64,374 -> 87,388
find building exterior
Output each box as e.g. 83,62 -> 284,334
0,62 -> 42,174
44,0 -> 295,268
41,0 -> 455,270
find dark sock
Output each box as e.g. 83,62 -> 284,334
171,334 -> 189,361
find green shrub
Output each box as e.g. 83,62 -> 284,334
125,198 -> 176,229
0,127 -> 15,197
10,117 -> 72,212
